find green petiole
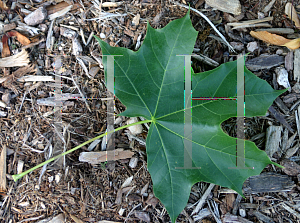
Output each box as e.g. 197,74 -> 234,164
12,119 -> 152,182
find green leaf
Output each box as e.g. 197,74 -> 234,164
95,11 -> 286,222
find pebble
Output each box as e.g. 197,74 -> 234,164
247,41 -> 258,52
275,67 -> 291,91
100,33 -> 106,39
127,117 -> 143,135
276,49 -> 283,55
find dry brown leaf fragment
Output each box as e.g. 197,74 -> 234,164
1,35 -> 10,58
282,38 -> 300,50
250,31 -> 300,50
250,31 -> 290,45
7,30 -> 30,45
0,0 -> 8,10
1,31 -> 31,58
285,2 -> 300,28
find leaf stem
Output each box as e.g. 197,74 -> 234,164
12,119 -> 152,182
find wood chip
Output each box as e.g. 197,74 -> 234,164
145,193 -> 159,207
268,106 -> 293,133
276,67 -> 291,91
24,7 -> 47,26
79,148 -> 134,164
245,54 -> 284,71
132,14 -> 140,26
49,5 -> 72,20
285,51 -> 294,72
69,214 -> 84,223
37,94 -> 81,106
280,203 -> 300,219
73,38 -> 83,56
46,2 -> 80,15
17,75 -> 54,82
255,28 -> 294,35
285,3 -> 300,28
294,49 -> 300,82
253,211 -> 275,223
281,159 -> 300,176
0,50 -> 29,67
37,213 -> 65,223
89,66 -> 100,78
262,0 -> 276,13
98,221 -> 122,223
232,22 -> 272,29
222,213 -> 254,223
60,27 -> 77,39
101,2 -> 123,7
228,17 -> 273,27
265,125 -> 282,158
284,142 -> 299,159
0,145 -> 6,193
134,211 -> 150,222
0,22 -> 16,35
205,0 -> 241,15
243,172 -> 295,195
274,97 -> 289,115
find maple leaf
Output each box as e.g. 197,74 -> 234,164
96,11 -> 286,222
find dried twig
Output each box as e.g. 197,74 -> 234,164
171,1 -> 235,53
72,76 -> 92,112
191,183 -> 215,215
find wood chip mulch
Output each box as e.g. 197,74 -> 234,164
1,0 -> 300,223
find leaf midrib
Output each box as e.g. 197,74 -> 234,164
152,19 -> 186,118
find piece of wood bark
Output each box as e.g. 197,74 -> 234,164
262,0 -> 276,13
0,50 -> 29,67
243,172 -> 295,195
284,142 -> 299,159
24,7 -> 47,26
245,54 -> 284,71
285,51 -> 294,71
253,211 -> 275,223
232,194 -> 242,215
240,203 -> 258,209
281,159 -> 300,176
47,2 -> 81,15
294,49 -> 300,82
0,22 -> 16,35
254,28 -> 294,34
0,145 -> 6,193
37,213 -> 65,223
222,213 -> 253,223
268,106 -> 293,133
79,148 -> 134,165
274,98 -> 289,115
280,203 -> 300,219
283,93 -> 300,103
276,67 -> 291,92
205,0 -> 239,16
296,106 -> 300,144
228,17 -> 273,27
265,124 -> 282,158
